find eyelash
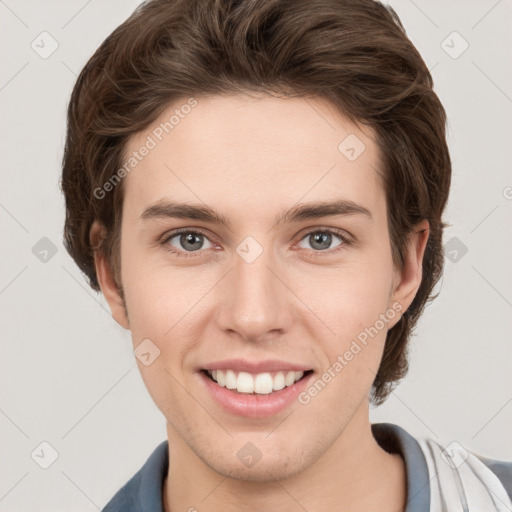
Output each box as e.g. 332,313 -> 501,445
159,227 -> 351,259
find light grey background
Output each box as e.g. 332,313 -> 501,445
0,0 -> 511,510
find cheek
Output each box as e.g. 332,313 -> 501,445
121,253 -> 218,348
297,253 -> 395,381
299,258 -> 394,336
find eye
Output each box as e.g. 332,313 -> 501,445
160,227 -> 350,259
296,229 -> 348,254
161,229 -> 215,258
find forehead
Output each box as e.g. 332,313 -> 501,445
121,94 -> 384,225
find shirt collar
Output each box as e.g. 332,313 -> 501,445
372,422 -> 430,512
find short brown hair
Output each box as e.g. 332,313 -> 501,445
60,0 -> 451,406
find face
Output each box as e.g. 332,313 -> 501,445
94,93 -> 425,481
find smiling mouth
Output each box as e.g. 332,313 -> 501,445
202,369 -> 314,395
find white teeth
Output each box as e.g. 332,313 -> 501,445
273,372 -> 285,391
216,370 -> 226,387
225,369 -> 237,390
237,372 -> 254,393
254,373 -> 273,394
285,371 -> 296,386
208,369 -> 307,394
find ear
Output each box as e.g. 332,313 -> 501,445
90,220 -> 130,330
388,219 -> 430,327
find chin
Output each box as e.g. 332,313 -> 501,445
200,446 -> 313,483
212,460 -> 303,483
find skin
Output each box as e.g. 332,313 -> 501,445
91,93 -> 429,512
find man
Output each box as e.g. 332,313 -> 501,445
60,0 -> 512,510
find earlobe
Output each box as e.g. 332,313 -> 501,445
90,220 -> 130,330
390,219 -> 430,319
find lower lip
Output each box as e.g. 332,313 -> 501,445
199,371 -> 314,418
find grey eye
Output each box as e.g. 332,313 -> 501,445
298,231 -> 343,251
168,232 -> 214,252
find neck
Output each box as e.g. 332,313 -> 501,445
162,403 -> 407,512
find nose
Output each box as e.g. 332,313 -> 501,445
215,242 -> 293,343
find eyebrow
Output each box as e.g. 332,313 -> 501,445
139,198 -> 373,229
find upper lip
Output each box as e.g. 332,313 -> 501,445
200,358 -> 312,373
